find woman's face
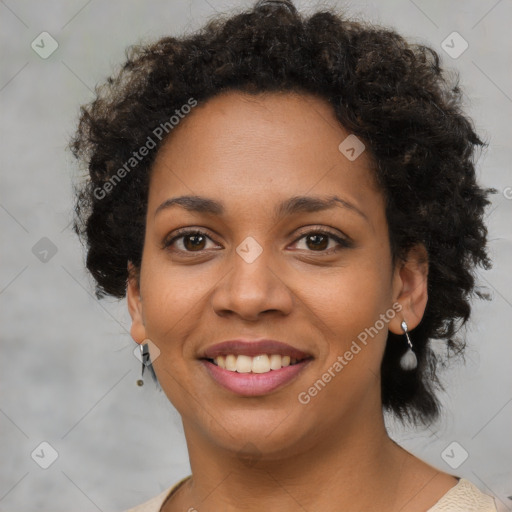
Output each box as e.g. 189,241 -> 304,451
128,91 -> 425,458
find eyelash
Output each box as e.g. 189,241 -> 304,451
162,227 -> 352,255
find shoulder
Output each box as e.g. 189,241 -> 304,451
427,478 -> 498,512
122,476 -> 192,512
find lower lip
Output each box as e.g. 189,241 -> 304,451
201,359 -> 311,396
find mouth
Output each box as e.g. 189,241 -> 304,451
198,339 -> 313,396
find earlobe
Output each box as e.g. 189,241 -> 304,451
126,262 -> 147,344
389,243 -> 429,335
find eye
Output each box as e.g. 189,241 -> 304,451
163,229 -> 219,253
291,228 -> 351,254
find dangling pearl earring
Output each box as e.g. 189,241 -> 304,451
400,320 -> 418,371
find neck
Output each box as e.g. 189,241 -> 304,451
168,400 -> 409,511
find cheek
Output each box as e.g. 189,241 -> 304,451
139,262 -> 207,347
307,255 -> 391,325
304,256 -> 393,386
296,266 -> 392,414
138,258 -> 209,409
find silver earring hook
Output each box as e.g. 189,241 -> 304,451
401,320 -> 413,349
399,320 -> 417,371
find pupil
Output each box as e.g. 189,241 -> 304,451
185,234 -> 205,251
307,234 -> 328,250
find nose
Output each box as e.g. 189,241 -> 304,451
210,243 -> 294,321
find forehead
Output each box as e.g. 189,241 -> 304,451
148,91 -> 381,218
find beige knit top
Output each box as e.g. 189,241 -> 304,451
124,476 -> 497,512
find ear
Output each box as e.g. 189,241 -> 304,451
388,243 -> 429,335
127,262 -> 147,344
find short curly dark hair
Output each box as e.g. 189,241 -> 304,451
71,0 -> 495,426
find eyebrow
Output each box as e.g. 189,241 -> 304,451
154,194 -> 368,222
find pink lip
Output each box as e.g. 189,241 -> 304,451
200,339 -> 311,360
201,359 -> 312,396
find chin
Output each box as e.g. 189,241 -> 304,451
193,404 -> 317,458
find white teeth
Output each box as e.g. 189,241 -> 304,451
269,354 -> 282,370
235,355 -> 252,373
252,355 -> 270,373
212,354 -> 302,373
225,354 -> 237,371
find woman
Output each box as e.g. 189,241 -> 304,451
71,1 -> 498,510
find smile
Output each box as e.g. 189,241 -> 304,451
210,354 -> 303,373
199,339 -> 313,396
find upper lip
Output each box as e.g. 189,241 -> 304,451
200,339 -> 312,360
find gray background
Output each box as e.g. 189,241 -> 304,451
0,0 -> 511,510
